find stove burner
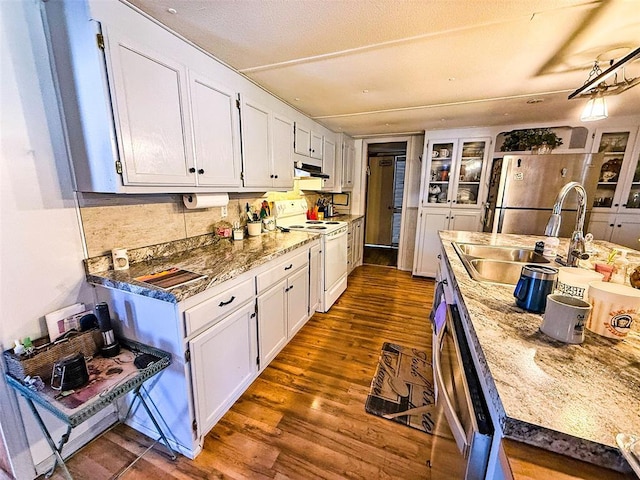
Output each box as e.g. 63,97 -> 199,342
306,221 -> 323,224
307,226 -> 327,230
324,221 -> 340,224
289,225 -> 305,228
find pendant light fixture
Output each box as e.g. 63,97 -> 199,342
568,47 -> 640,122
580,88 -> 608,121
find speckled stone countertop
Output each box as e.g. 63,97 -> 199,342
328,213 -> 364,224
84,231 -> 318,303
438,231 -> 640,473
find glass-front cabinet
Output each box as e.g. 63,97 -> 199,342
426,141 -> 454,204
623,152 -> 640,210
423,138 -> 489,209
591,128 -> 639,212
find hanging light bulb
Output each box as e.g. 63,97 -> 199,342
580,88 -> 608,121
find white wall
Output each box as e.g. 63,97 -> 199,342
1,1 -> 95,476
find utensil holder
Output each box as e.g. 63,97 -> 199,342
247,222 -> 261,236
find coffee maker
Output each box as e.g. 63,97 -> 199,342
95,302 -> 120,357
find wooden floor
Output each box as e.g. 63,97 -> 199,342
49,266 -> 435,480
363,246 -> 398,267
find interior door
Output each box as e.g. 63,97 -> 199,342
365,156 -> 395,245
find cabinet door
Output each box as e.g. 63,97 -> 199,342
449,210 -> 482,232
105,27 -> 194,185
257,280 -> 288,369
294,123 -> 311,156
321,137 -> 337,191
309,244 -> 321,313
620,150 -> 640,212
452,139 -> 489,209
342,140 -> 355,189
241,96 -> 272,188
354,219 -> 364,268
287,266 -> 310,337
271,113 -> 294,188
610,215 -> 640,250
591,130 -> 634,210
423,141 -> 456,207
310,132 -> 323,160
413,209 -> 450,277
189,73 -> 242,188
189,302 -> 257,436
587,212 -> 615,242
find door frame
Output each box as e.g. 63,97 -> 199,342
361,136 -> 417,271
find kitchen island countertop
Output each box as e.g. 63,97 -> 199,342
438,230 -> 640,474
84,230 -> 319,304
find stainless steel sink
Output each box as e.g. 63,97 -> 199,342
467,259 -> 526,285
452,242 -> 550,285
454,243 -> 549,264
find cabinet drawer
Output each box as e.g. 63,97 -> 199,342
256,250 -> 308,293
185,277 -> 254,335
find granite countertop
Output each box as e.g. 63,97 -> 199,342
84,231 -> 318,303
329,213 -> 364,224
438,230 -> 640,473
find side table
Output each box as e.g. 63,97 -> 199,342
6,338 -> 176,479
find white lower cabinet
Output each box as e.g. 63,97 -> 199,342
287,266 -> 310,336
588,212 -> 640,250
347,218 -> 364,274
257,279 -> 288,368
93,242 -> 317,459
189,302 -> 257,437
257,263 -> 310,369
413,208 -> 482,277
309,243 -> 321,313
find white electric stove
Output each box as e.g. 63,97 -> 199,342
274,199 -> 348,312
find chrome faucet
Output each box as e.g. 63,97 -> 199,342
544,181 -> 588,267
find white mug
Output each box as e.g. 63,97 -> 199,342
111,248 -> 129,271
440,149 -> 450,157
540,294 -> 591,344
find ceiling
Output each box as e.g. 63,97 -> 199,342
127,0 -> 640,137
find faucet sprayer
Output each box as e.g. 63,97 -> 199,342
544,181 -> 589,267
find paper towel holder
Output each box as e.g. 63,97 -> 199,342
183,193 -> 229,209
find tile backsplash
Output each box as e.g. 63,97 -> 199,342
79,188 -> 321,257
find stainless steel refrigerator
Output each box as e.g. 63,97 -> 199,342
485,154 -> 605,237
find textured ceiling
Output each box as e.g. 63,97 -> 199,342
127,0 -> 640,136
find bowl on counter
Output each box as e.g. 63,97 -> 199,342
587,281 -> 640,339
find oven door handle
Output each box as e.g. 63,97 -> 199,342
434,323 -> 470,456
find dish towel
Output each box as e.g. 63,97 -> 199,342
429,281 -> 447,335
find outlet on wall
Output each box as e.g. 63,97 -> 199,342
221,205 -> 228,218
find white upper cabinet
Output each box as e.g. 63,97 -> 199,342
240,96 -> 294,190
321,136 -> 337,191
271,113 -> 295,189
240,96 -> 271,188
341,135 -> 356,190
421,138 -> 490,209
294,122 -> 323,160
41,0 -> 321,194
294,123 -> 312,157
188,73 -> 242,188
311,132 -> 323,160
590,128 -> 640,213
104,26 -> 194,186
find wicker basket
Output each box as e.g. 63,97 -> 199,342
3,329 -> 101,381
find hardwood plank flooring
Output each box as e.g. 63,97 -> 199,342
362,246 -> 398,267
48,266 -> 434,480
